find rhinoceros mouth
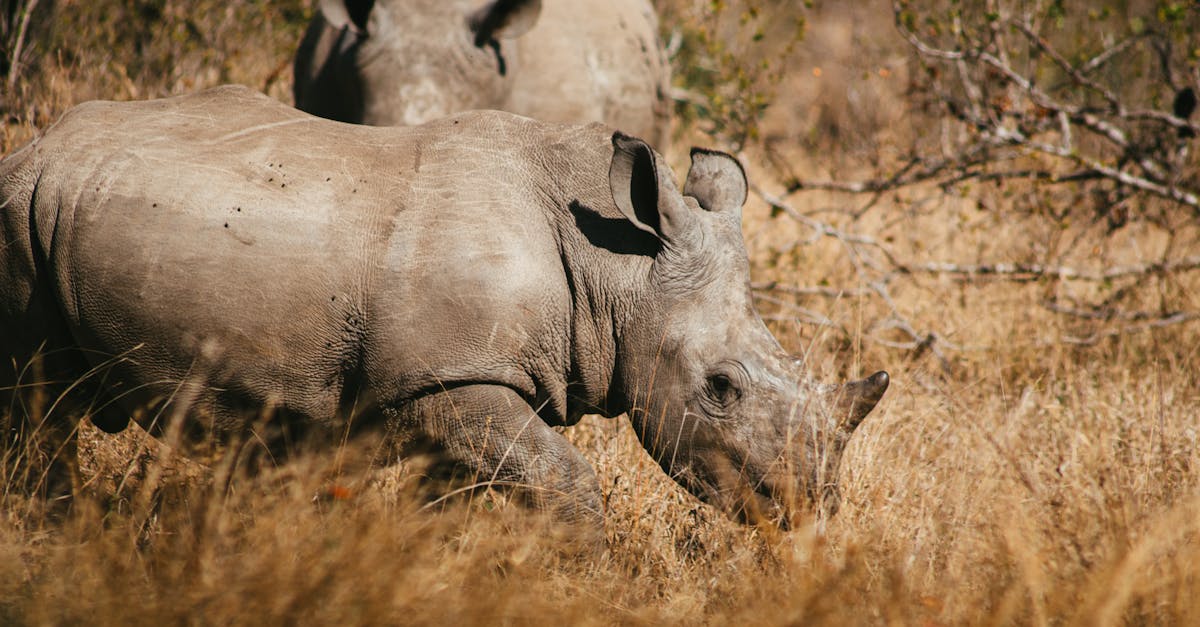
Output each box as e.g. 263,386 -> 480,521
692,477 -> 784,527
671,451 -> 792,526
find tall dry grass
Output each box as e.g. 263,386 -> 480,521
2,0 -> 1200,624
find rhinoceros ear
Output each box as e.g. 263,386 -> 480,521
468,0 -> 542,46
319,0 -> 375,35
683,148 -> 748,214
610,132 -> 697,247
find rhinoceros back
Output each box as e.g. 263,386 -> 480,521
0,86 -> 619,436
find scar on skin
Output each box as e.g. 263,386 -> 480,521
210,118 -> 318,144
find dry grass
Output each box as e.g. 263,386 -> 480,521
3,0 -> 1200,624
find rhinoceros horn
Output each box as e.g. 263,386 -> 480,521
831,370 -> 890,432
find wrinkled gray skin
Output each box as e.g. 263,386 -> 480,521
0,86 -> 886,529
293,0 -> 671,149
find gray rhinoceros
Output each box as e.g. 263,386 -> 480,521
0,86 -> 886,526
293,0 -> 671,148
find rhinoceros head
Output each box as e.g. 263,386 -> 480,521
311,0 -> 541,125
607,133 -> 889,522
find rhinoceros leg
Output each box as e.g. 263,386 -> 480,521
388,384 -> 603,531
1,350 -> 85,507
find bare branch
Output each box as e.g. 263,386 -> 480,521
892,0 -> 964,61
1059,312 -> 1200,346
5,0 -> 38,94
1011,20 -> 1122,111
1079,34 -> 1147,75
1040,301 -> 1189,322
777,142 -> 1000,195
900,255 -> 1200,282
754,296 -> 842,329
1015,138 -> 1199,210
867,281 -> 956,372
752,186 -> 896,256
760,2 -> 1200,358
1123,108 -> 1200,135
751,281 -> 871,298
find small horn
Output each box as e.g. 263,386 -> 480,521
834,370 -> 889,431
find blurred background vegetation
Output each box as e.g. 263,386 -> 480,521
1,0 -> 310,135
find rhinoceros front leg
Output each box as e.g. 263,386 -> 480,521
387,384 -> 603,530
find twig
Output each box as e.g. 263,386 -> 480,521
752,186 -> 897,257
751,281 -> 871,298
5,0 -> 37,94
1079,34 -> 1146,75
899,255 -> 1200,282
892,1 -> 963,61
1060,312 -> 1200,346
1040,301 -> 1185,322
753,293 -> 843,329
1011,20 -> 1121,112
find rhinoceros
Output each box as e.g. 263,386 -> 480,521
293,0 -> 671,148
0,86 -> 886,526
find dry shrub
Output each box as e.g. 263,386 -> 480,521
2,0 -> 1200,624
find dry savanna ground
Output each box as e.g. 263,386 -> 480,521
2,1 -> 1199,624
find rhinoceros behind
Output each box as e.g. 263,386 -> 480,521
0,86 -> 885,526
293,0 -> 671,148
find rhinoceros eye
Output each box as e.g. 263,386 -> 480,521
705,372 -> 740,407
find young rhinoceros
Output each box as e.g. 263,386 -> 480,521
0,86 -> 886,527
293,0 -> 671,148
